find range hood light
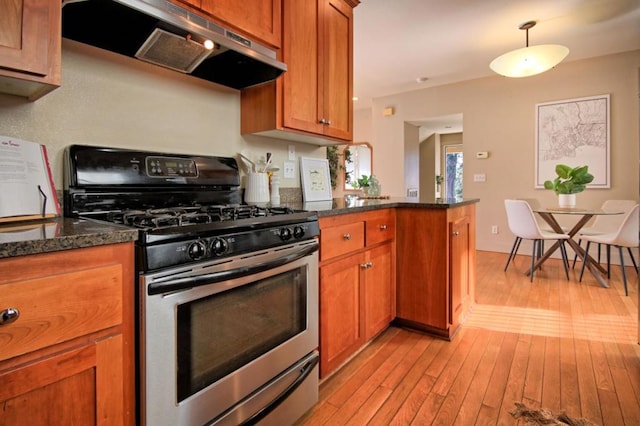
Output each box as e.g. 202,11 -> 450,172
203,39 -> 214,50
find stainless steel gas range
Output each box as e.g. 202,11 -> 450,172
64,145 -> 320,425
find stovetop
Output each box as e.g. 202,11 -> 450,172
100,205 -> 300,230
64,145 -> 319,271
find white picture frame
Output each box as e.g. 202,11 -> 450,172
300,157 -> 333,202
535,94 -> 610,188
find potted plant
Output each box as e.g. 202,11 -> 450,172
543,164 -> 594,207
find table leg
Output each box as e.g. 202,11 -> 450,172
528,212 -> 609,288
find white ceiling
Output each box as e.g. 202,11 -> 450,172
353,0 -> 640,134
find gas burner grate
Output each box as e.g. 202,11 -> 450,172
107,204 -> 299,230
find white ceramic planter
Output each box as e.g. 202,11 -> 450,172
558,193 -> 576,208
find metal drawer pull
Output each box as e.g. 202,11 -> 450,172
452,231 -> 460,236
379,224 -> 388,230
360,262 -> 373,269
343,233 -> 351,240
0,307 -> 20,325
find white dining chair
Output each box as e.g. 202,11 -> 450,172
518,198 -> 569,259
578,204 -> 639,296
572,199 -> 637,268
504,199 -> 571,282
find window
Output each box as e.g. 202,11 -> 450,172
444,145 -> 463,199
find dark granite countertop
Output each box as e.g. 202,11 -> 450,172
0,197 -> 478,258
298,197 -> 479,218
0,217 -> 139,259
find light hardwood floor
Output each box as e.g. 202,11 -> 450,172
297,250 -> 639,425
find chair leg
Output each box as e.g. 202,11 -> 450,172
559,241 -> 570,280
579,241 -> 591,282
530,240 -> 538,282
618,246 -> 628,296
504,237 -> 522,271
597,243 -> 602,264
627,247 -> 639,274
606,244 -> 611,279
572,239 -> 582,269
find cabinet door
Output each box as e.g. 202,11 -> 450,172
200,0 -> 281,47
321,0 -> 353,140
0,336 -> 123,425
449,215 -> 470,328
319,252 -> 364,378
282,0 -> 323,135
0,0 -> 61,99
363,243 -> 394,340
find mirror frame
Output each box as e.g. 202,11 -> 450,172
343,142 -> 373,191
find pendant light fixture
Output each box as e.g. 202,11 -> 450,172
490,21 -> 569,78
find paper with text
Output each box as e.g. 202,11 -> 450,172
0,136 -> 60,219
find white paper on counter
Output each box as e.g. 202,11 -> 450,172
0,135 -> 60,219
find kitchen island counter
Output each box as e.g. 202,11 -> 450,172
0,217 -> 138,258
305,197 -> 479,217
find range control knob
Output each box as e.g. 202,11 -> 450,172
211,238 -> 229,256
280,227 -> 293,241
293,226 -> 305,239
187,241 -> 207,260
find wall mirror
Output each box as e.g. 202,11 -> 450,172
344,142 -> 373,190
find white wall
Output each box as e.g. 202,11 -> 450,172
0,39 -> 326,192
358,50 -> 640,255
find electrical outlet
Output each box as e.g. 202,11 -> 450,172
491,225 -> 498,234
288,145 -> 295,161
283,161 -> 295,179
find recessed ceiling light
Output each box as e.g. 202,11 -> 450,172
416,77 -> 429,83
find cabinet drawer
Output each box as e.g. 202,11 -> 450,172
0,265 -> 123,362
366,213 -> 396,246
321,222 -> 365,261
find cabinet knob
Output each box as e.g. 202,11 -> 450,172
0,307 -> 20,325
379,224 -> 388,230
452,231 -> 460,236
343,233 -> 351,240
319,118 -> 332,125
360,262 -> 373,269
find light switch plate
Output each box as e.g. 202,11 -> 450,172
283,161 -> 295,178
473,173 -> 486,182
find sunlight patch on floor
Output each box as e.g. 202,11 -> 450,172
464,304 -> 638,343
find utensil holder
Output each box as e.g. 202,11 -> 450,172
244,172 -> 270,207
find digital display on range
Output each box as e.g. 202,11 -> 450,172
146,156 -> 198,177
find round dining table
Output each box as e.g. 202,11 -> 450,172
529,206 -> 623,288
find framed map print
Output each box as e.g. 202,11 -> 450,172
300,157 -> 332,201
535,94 -> 610,188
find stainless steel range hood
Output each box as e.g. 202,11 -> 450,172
61,0 -> 287,89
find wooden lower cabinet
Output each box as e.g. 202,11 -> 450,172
395,204 -> 476,340
0,243 -> 135,425
319,209 -> 395,378
320,250 -> 365,377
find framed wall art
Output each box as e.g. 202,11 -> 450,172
300,157 -> 333,201
535,94 -> 610,188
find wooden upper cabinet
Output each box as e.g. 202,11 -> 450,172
241,0 -> 358,145
174,0 -> 281,48
0,0 -> 61,100
319,0 -> 352,140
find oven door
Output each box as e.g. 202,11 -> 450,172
139,239 -> 319,426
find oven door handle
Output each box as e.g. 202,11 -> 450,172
148,242 -> 318,295
240,352 -> 319,425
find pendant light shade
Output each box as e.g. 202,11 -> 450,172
490,21 -> 569,78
